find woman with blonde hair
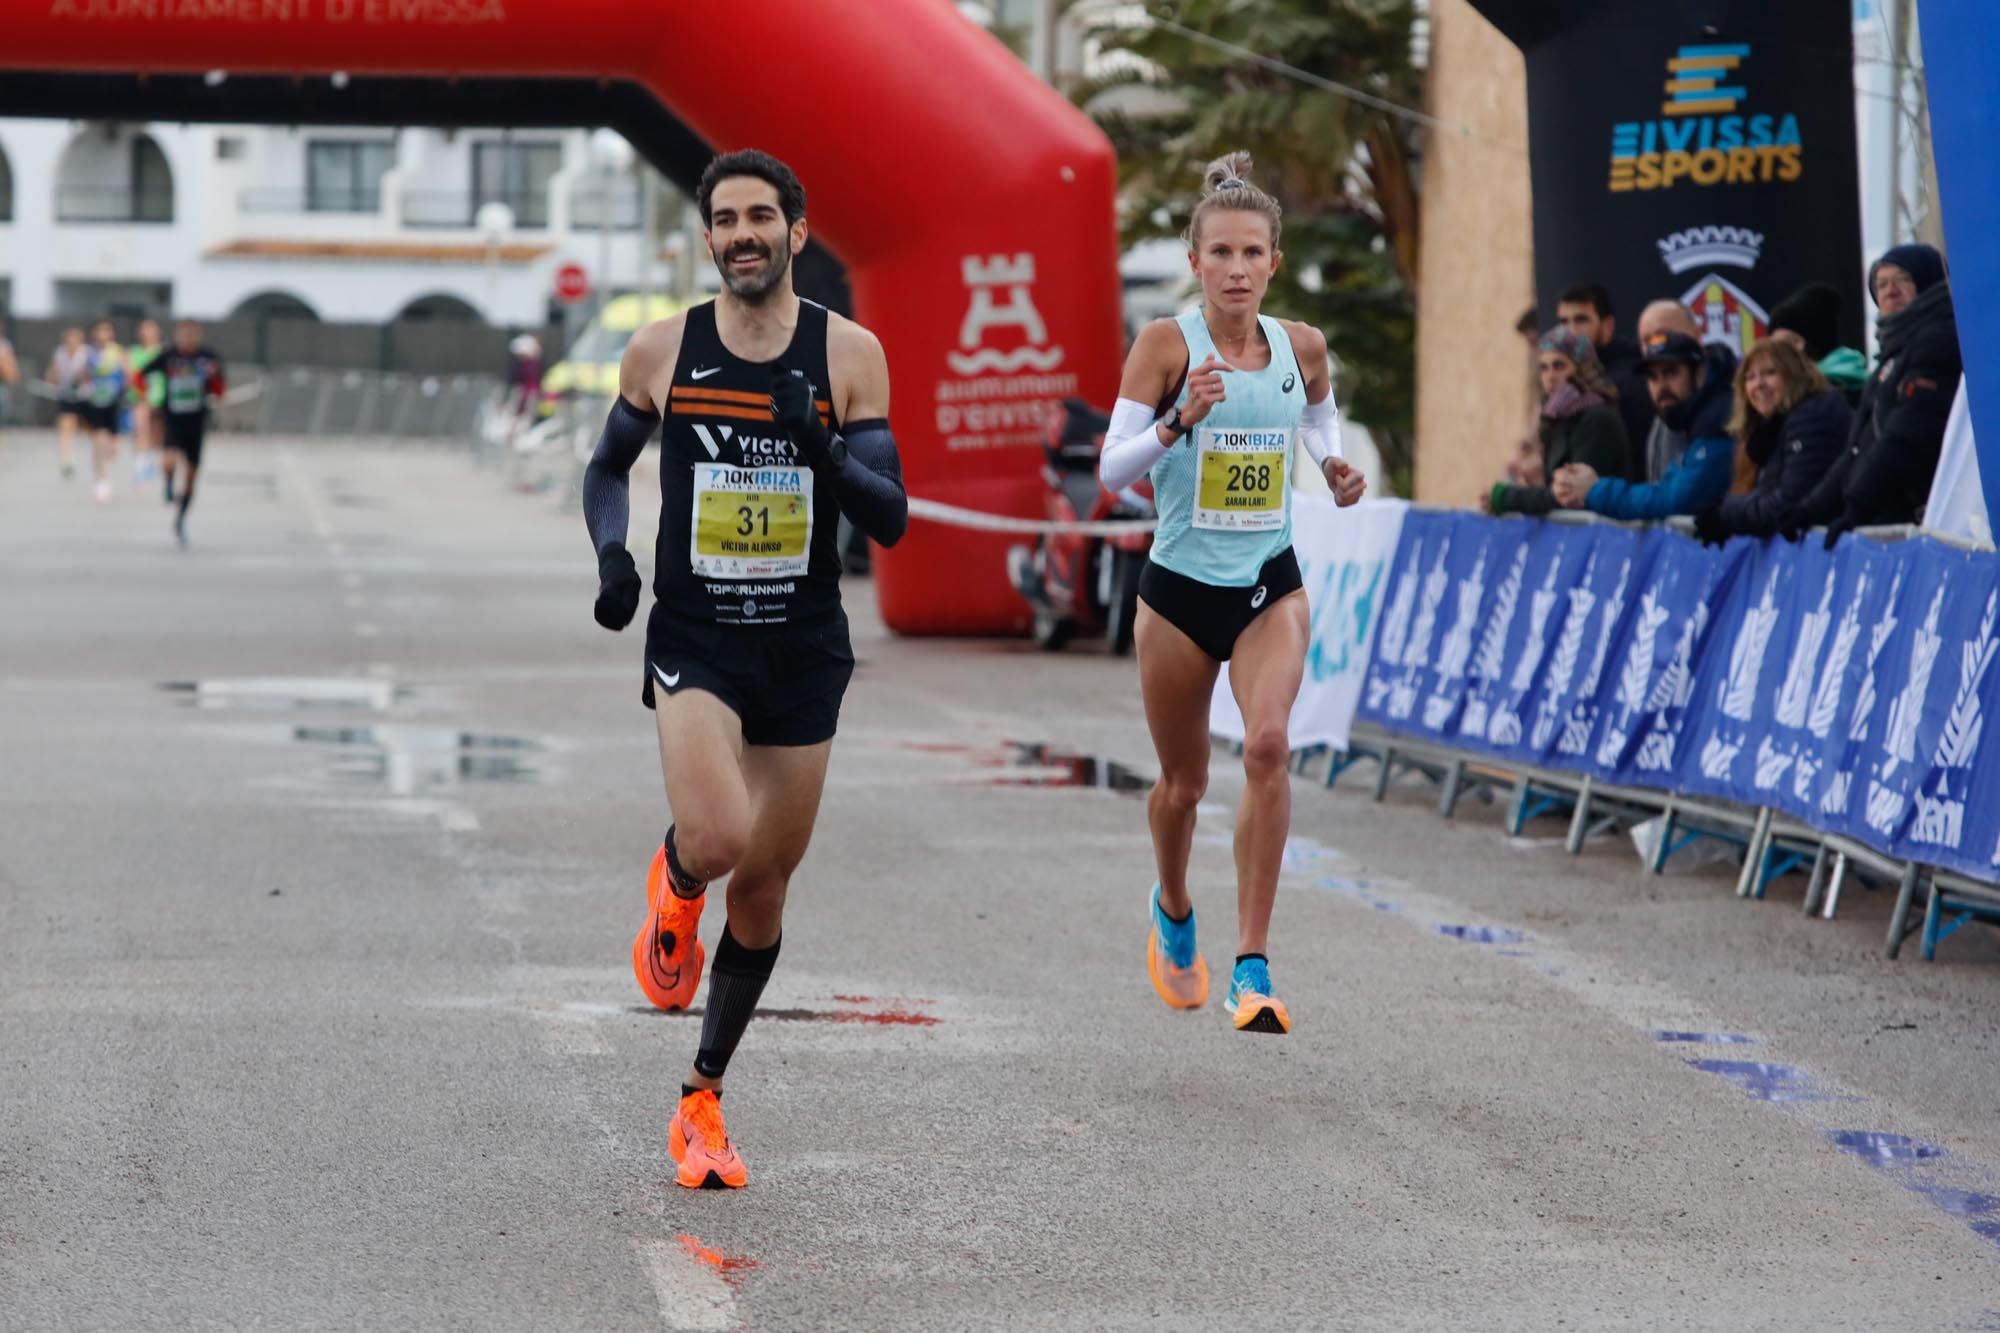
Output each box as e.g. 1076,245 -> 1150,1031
1098,151 -> 1366,1034
1691,336 -> 1852,543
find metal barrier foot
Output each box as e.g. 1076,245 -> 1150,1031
1883,861 -> 1922,957
1802,843 -> 1830,915
1734,807 -> 1773,899
1565,776 -> 1594,855
1438,758 -> 1465,819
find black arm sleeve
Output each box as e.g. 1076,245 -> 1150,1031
827,418 -> 908,547
583,396 -> 660,556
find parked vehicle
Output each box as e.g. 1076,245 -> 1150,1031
1007,397 -> 1154,654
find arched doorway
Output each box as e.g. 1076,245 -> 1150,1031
0,139 -> 13,223
230,291 -> 321,323
394,293 -> 486,324
54,125 -> 174,223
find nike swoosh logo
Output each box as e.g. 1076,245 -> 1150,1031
690,367 -> 722,381
652,663 -> 681,689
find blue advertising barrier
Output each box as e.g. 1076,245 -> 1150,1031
1358,513 -> 2000,882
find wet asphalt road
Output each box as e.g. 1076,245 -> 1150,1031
5,432 -> 2000,1331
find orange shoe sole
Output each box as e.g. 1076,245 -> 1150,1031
1229,995 -> 1292,1034
1147,930 -> 1209,1010
668,1115 -> 748,1189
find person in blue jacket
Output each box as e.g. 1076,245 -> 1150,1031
1551,330 -> 1737,520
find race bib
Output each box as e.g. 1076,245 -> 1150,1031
689,462 -> 813,579
167,371 -> 204,413
1193,426 -> 1289,531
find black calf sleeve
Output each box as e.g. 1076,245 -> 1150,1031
693,926 -> 781,1080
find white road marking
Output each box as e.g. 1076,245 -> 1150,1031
634,1239 -> 736,1330
436,806 -> 481,833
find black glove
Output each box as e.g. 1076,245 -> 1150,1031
769,370 -> 832,463
1822,514 -> 1859,551
1691,507 -> 1730,547
594,543 -> 642,630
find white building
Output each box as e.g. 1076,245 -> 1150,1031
0,118 -> 679,327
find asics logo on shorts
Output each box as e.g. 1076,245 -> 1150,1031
1250,585 -> 1268,609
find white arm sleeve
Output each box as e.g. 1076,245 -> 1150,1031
1299,392 -> 1342,465
1098,396 -> 1175,492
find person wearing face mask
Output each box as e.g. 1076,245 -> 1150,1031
1484,327 -> 1631,516
1552,330 -> 1738,520
1787,243 -> 1962,545
1691,338 -> 1853,544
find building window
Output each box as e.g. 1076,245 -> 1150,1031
215,135 -> 247,161
131,135 -> 174,222
0,146 -> 12,223
471,140 -> 560,229
306,139 -> 394,213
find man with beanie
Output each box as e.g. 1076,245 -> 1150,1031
1552,330 -> 1737,520
1768,280 -> 1868,404
1786,242 -> 1962,543
1633,300 -> 1702,483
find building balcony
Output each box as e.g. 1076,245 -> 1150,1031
239,186 -> 384,216
401,189 -> 551,231
56,185 -> 174,224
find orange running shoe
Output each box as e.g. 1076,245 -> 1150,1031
1147,884 -> 1209,1010
668,1088 -> 748,1189
632,845 -> 706,1011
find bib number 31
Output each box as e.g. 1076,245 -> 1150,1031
690,463 -> 813,578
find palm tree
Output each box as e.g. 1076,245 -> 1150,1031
1076,0 -> 1424,491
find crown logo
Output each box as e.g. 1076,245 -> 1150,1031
962,254 -> 1035,287
1657,226 -> 1764,273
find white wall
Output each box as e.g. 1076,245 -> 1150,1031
0,118 -> 662,328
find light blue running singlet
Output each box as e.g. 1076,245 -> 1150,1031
1148,306 -> 1307,587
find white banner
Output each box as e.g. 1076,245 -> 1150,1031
1209,496 -> 1408,752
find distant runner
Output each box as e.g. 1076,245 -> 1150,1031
157,320 -> 226,547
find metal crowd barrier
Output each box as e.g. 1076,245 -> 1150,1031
1282,510 -> 1997,964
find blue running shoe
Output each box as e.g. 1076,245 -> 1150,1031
1225,956 -> 1291,1034
1147,884 -> 1208,1009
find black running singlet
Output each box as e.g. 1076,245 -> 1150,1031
654,300 -> 845,627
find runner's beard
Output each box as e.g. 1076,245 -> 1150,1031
716,241 -> 791,303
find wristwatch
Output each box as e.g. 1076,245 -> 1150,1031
1162,407 -> 1188,440
824,433 -> 849,469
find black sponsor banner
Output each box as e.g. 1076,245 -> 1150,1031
1473,0 -> 1863,354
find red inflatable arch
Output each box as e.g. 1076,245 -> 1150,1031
6,0 -> 1124,635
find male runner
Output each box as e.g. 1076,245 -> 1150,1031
128,318 -> 167,486
80,320 -> 128,503
581,149 -> 908,1189
156,320 -> 225,547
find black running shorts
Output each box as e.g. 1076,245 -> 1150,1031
643,604 -> 856,747
1137,548 -> 1304,662
164,414 -> 207,467
79,402 -> 121,434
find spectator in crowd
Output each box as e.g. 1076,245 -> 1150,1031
1558,281 -> 1652,467
1691,338 -> 1853,543
1631,300 -> 1702,484
1789,242 -> 1962,544
1766,280 -> 1868,405
1551,330 -> 1737,520
1502,304 -> 1543,487
1485,327 -> 1630,516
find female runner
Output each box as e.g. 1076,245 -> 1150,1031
1099,152 -> 1366,1033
